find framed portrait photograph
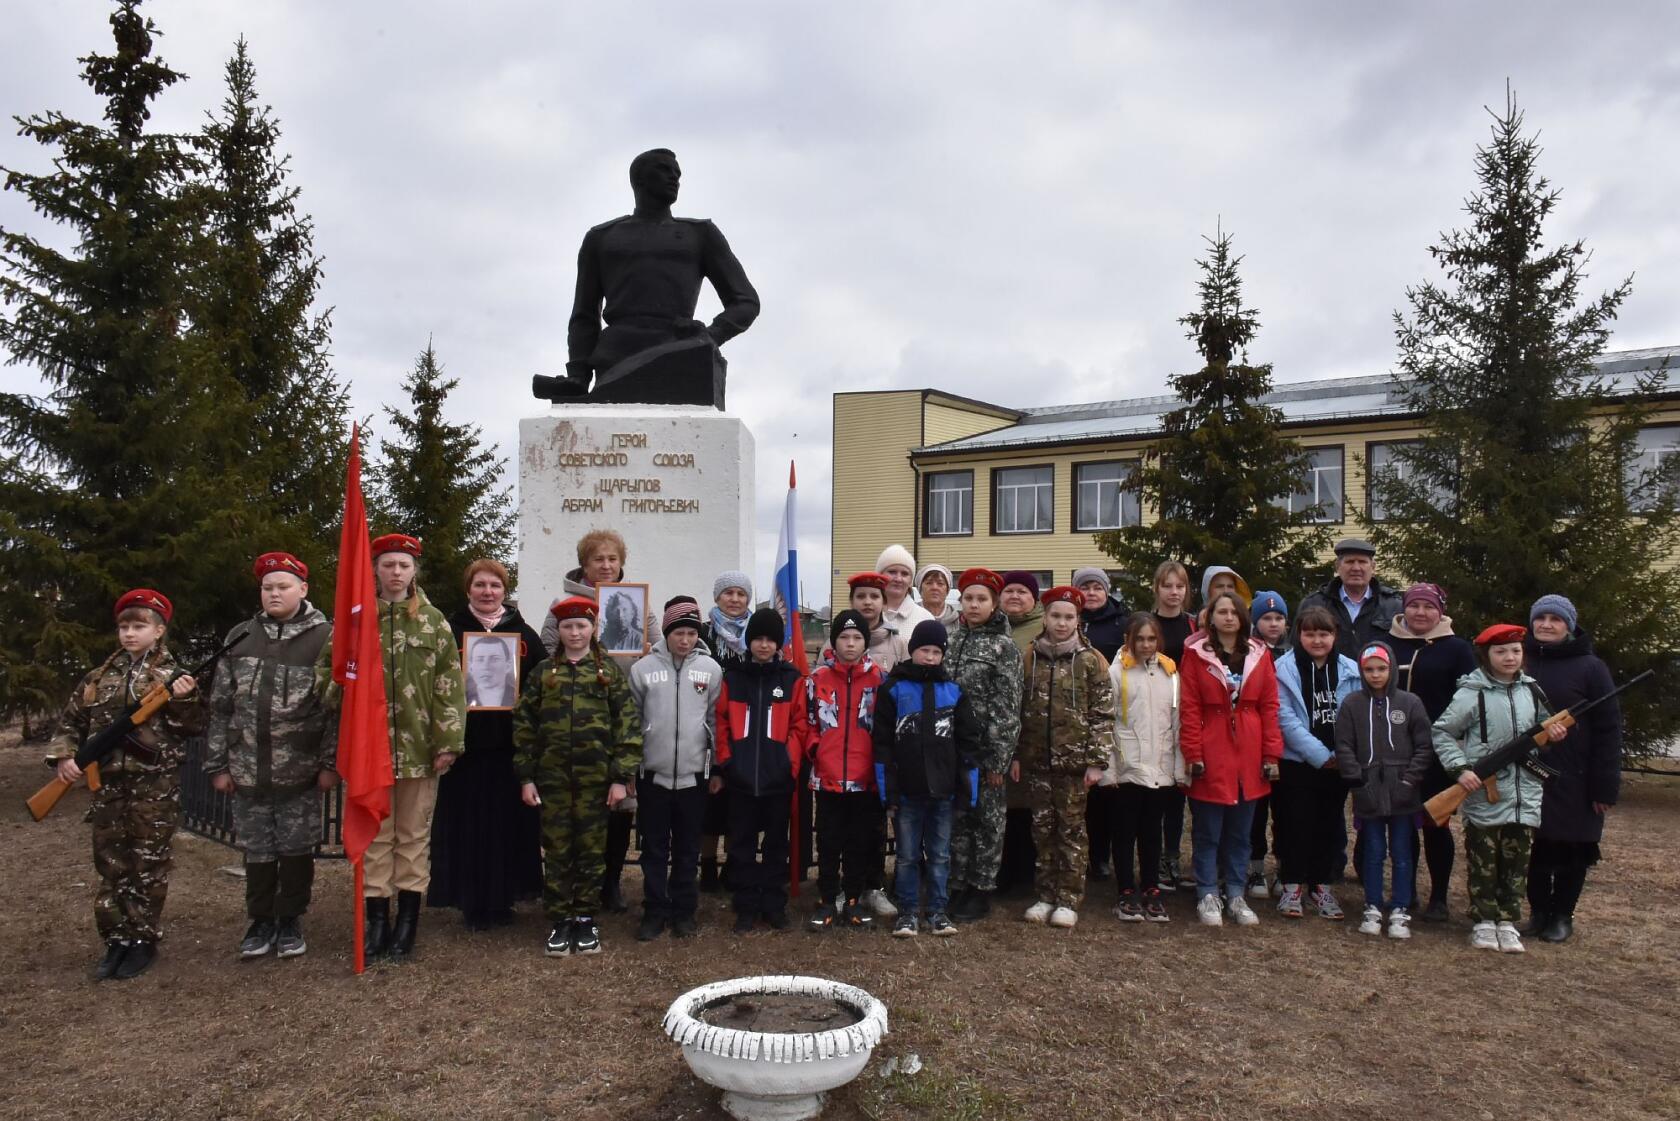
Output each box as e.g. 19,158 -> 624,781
462,631 -> 521,711
597,582 -> 650,656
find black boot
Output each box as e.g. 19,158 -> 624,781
113,941 -> 156,980
388,890 -> 421,960
1540,914 -> 1574,943
602,812 -> 632,913
1521,910 -> 1551,938
364,897 -> 391,960
93,940 -> 128,981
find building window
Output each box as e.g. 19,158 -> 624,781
924,470 -> 973,536
993,465 -> 1054,534
1279,446 -> 1343,523
1367,440 -> 1452,521
1628,425 -> 1680,512
1073,460 -> 1141,531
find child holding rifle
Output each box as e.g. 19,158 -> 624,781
46,590 -> 206,980
1431,624 -> 1565,953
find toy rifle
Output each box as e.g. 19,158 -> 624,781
24,629 -> 249,822
1424,669 -> 1651,828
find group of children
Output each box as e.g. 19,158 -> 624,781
49,536 -> 1599,978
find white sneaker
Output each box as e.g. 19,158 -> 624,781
1226,896 -> 1259,926
1470,921 -> 1499,951
1197,893 -> 1224,926
1276,883 -> 1304,918
1024,901 -> 1053,924
1245,866 -> 1269,898
1048,906 -> 1078,929
1496,921 -> 1525,953
1358,906 -> 1384,936
862,889 -> 898,918
1388,908 -> 1412,940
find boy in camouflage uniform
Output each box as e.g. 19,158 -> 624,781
48,589 -> 205,981
1017,586 -> 1113,929
206,552 -> 338,961
945,568 -> 1024,923
515,596 -> 642,957
357,534 -> 466,962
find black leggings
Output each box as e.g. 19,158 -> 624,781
1109,784 -> 1175,891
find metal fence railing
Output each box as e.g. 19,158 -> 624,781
178,735 -> 344,857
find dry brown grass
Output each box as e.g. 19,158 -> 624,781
3,729 -> 1677,1121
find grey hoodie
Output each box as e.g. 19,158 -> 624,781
628,636 -> 723,789
1333,662 -> 1433,818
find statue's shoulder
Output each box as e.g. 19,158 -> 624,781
673,216 -> 719,230
587,214 -> 636,234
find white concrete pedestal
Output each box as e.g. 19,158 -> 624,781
518,405 -> 755,620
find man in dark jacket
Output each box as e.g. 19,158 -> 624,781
1296,537 -> 1403,661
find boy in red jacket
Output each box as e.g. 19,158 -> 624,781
802,609 -> 886,930
711,607 -> 808,934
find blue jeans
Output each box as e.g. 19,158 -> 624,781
893,796 -> 954,916
1190,798 -> 1258,901
1359,816 -> 1415,910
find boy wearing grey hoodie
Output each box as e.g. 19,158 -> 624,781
629,598 -> 723,941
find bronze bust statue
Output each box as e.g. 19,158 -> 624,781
534,149 -> 760,409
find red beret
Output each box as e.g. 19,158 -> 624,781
115,588 -> 173,623
254,552 -> 309,581
371,533 -> 422,558
1475,623 -> 1527,647
1041,585 -> 1082,608
957,567 -> 1004,595
550,596 -> 598,622
847,572 -> 888,592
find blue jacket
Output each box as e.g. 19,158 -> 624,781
871,662 -> 981,804
1275,650 -> 1360,767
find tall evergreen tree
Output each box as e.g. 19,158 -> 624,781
192,36 -> 350,605
0,1 -> 228,723
1098,230 -> 1331,607
371,341 -> 515,619
1363,91 -> 1680,754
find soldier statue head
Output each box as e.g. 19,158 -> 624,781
629,148 -> 681,209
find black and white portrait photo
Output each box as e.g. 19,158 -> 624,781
462,632 -> 520,711
598,582 -> 649,655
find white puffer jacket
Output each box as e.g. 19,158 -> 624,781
1103,650 -> 1185,789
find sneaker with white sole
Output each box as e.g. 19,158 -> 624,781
1276,883 -> 1304,918
1024,901 -> 1053,924
862,889 -> 898,918
1114,890 -> 1144,923
1048,906 -> 1078,929
1496,921 -> 1525,953
1226,897 -> 1259,926
1358,905 -> 1384,936
891,914 -> 918,938
1470,921 -> 1499,951
1310,885 -> 1344,920
1387,908 -> 1412,940
1245,868 -> 1269,898
1196,893 -> 1224,926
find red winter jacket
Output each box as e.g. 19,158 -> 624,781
1180,633 -> 1282,805
803,653 -> 884,793
714,658 -> 807,797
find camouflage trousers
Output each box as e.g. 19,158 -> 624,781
232,788 -> 322,862
1026,771 -> 1089,909
950,781 -> 1007,892
88,771 -> 179,943
1464,822 -> 1533,923
538,775 -> 611,919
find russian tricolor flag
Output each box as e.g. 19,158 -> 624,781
773,460 -> 808,674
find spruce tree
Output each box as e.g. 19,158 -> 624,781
1098,230 -> 1332,606
1363,91 -> 1680,754
371,341 -> 516,619
0,1 -> 230,723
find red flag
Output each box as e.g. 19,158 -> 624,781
331,423 -> 392,973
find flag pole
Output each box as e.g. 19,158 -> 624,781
353,858 -> 365,974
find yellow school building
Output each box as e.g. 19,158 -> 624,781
829,345 -> 1680,609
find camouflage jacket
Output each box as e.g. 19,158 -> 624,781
947,610 -> 1024,773
1017,634 -> 1114,775
48,644 -> 207,777
512,644 -> 643,787
361,588 -> 466,778
205,603 -> 337,799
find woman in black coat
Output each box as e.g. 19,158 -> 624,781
1523,594 -> 1622,943
428,559 -> 546,929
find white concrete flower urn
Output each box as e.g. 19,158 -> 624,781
662,974 -> 889,1121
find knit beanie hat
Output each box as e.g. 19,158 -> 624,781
1071,567 -> 1111,592
830,609 -> 870,646
712,571 -> 752,602
1403,582 -> 1447,614
916,562 -> 954,592
875,544 -> 916,574
1000,570 -> 1040,601
745,606 -> 785,647
1249,590 -> 1288,626
908,619 -> 948,654
1529,594 -> 1578,634
662,600 -> 704,637
1359,642 -> 1393,666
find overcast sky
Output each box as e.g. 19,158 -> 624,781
4,2 -> 1677,605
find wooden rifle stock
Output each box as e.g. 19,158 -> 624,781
25,762 -> 102,822
1423,710 -> 1579,827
